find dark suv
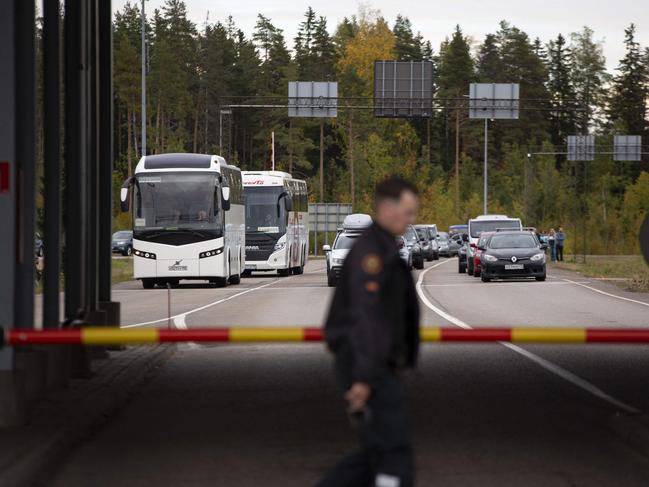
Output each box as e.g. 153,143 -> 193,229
112,230 -> 133,256
479,231 -> 547,282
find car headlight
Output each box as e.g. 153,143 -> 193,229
483,254 -> 498,262
332,258 -> 345,265
274,241 -> 286,251
530,253 -> 545,262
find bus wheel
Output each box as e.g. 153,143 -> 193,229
292,265 -> 304,275
229,273 -> 241,285
278,268 -> 290,277
211,277 -> 228,288
142,278 -> 155,289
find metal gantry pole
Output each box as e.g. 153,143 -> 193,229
140,0 -> 146,156
43,0 -> 61,329
15,0 -> 36,331
483,118 -> 488,214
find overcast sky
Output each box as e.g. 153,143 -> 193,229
116,0 -> 649,72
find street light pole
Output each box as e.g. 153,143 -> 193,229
141,0 -> 146,156
483,118 -> 488,214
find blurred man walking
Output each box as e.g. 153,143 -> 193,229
317,177 -> 420,487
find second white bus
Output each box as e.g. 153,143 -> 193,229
242,171 -> 309,276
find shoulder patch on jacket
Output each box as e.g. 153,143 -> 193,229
361,253 -> 383,275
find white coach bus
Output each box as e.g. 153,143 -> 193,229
120,153 -> 245,288
242,171 -> 309,276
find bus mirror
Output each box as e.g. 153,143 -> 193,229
221,187 -> 231,211
284,196 -> 293,212
120,177 -> 133,212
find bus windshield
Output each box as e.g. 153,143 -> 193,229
244,186 -> 286,235
134,172 -> 222,235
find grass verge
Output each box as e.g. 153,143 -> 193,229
552,255 -> 649,293
36,257 -> 134,294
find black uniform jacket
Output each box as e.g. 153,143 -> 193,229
324,222 -> 420,384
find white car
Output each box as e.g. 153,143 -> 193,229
323,214 -> 372,287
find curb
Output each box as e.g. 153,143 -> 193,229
0,344 -> 176,487
608,412 -> 649,459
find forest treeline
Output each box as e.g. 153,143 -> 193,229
109,0 -> 649,253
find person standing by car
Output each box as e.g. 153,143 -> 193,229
556,227 -> 566,261
318,177 -> 420,487
548,228 -> 556,262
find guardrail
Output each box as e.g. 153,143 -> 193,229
3,327 -> 649,347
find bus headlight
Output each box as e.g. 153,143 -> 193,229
274,241 -> 286,252
133,249 -> 156,260
199,247 -> 224,259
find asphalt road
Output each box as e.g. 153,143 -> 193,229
48,258 -> 649,486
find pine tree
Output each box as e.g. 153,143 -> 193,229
607,24 -> 648,136
547,33 -> 577,146
569,27 -> 609,131
393,15 -> 422,61
294,8 -> 317,79
477,34 -> 504,82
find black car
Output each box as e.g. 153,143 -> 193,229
112,230 -> 133,256
414,224 -> 435,262
404,225 -> 424,270
479,231 -> 547,282
457,235 -> 468,273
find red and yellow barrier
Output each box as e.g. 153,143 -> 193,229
4,326 -> 649,346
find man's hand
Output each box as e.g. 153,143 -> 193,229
345,382 -> 371,410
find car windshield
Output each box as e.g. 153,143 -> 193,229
404,227 -> 418,243
113,231 -> 131,239
437,232 -> 449,241
334,234 -> 359,250
415,228 -> 428,240
244,186 -> 286,235
470,220 -> 520,238
488,234 -> 538,249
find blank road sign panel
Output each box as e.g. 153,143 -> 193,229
374,61 -> 433,118
614,135 -> 642,161
288,81 -> 338,118
469,83 -> 520,119
567,135 -> 595,161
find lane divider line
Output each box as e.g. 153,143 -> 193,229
122,265 -> 326,329
415,262 -> 642,414
561,277 -> 649,308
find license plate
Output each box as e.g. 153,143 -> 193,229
245,264 -> 257,270
505,264 -> 524,270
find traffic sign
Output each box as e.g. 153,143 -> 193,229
641,214 -> 649,266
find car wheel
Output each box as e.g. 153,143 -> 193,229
142,278 -> 155,289
241,270 -> 251,277
126,246 -> 132,257
535,275 -> 546,282
327,274 -> 337,287
481,274 -> 491,282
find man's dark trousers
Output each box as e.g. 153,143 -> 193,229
557,244 -> 564,261
316,343 -> 414,487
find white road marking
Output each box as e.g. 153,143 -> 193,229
421,281 -> 591,287
416,263 -> 642,414
122,265 -> 326,328
561,277 -> 649,308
